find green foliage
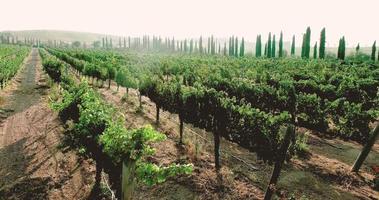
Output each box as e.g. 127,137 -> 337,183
0,45 -> 29,84
41,49 -> 193,189
136,163 -> 193,186
101,125 -> 166,162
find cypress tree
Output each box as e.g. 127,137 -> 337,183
223,42 -> 227,56
240,37 -> 245,57
279,32 -> 283,58
305,27 -> 311,58
313,42 -> 318,59
190,39 -> 194,53
371,41 -> 376,61
264,43 -> 268,57
271,35 -> 276,57
199,36 -> 203,54
207,37 -> 211,54
228,37 -> 232,56
172,38 -> 175,51
235,37 -> 238,57
267,32 -> 272,58
184,39 -> 188,53
291,35 -> 295,56
256,35 -> 262,57
231,36 -> 235,56
356,43 -> 360,54
301,33 -> 306,58
319,28 -> 326,59
337,37 -> 346,60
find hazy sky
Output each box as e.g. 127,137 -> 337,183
1,0 -> 378,46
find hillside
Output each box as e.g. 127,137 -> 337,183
0,30 -> 115,43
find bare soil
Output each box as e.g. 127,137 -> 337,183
0,49 -> 95,200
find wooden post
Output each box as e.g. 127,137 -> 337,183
264,125 -> 295,200
156,105 -> 160,124
214,131 -> 221,170
122,160 -> 137,200
179,115 -> 184,144
352,123 -> 379,172
138,92 -> 142,108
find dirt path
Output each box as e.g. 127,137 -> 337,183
0,49 -> 94,200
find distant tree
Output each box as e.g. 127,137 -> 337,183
119,38 -> 122,48
228,37 -> 231,56
271,35 -> 276,57
230,36 -> 235,56
291,35 -> 295,56
371,41 -> 376,61
356,43 -> 360,54
199,36 -> 203,54
313,42 -> 318,59
255,35 -> 262,57
172,37 -> 175,51
264,42 -> 268,57
267,32 -> 272,58
207,37 -> 211,54
190,39 -> 194,53
303,27 -> 311,59
240,37 -> 245,57
235,37 -> 238,57
301,33 -> 306,58
319,28 -> 326,59
110,38 -> 113,48
93,41 -> 101,48
279,32 -> 283,57
337,36 -> 346,60
124,37 -> 127,48
72,41 -> 81,48
223,42 -> 227,56
184,39 -> 188,53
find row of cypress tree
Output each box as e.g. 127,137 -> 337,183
256,27 -> 326,59
99,29 -> 379,61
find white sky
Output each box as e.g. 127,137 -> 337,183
1,0 -> 378,47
